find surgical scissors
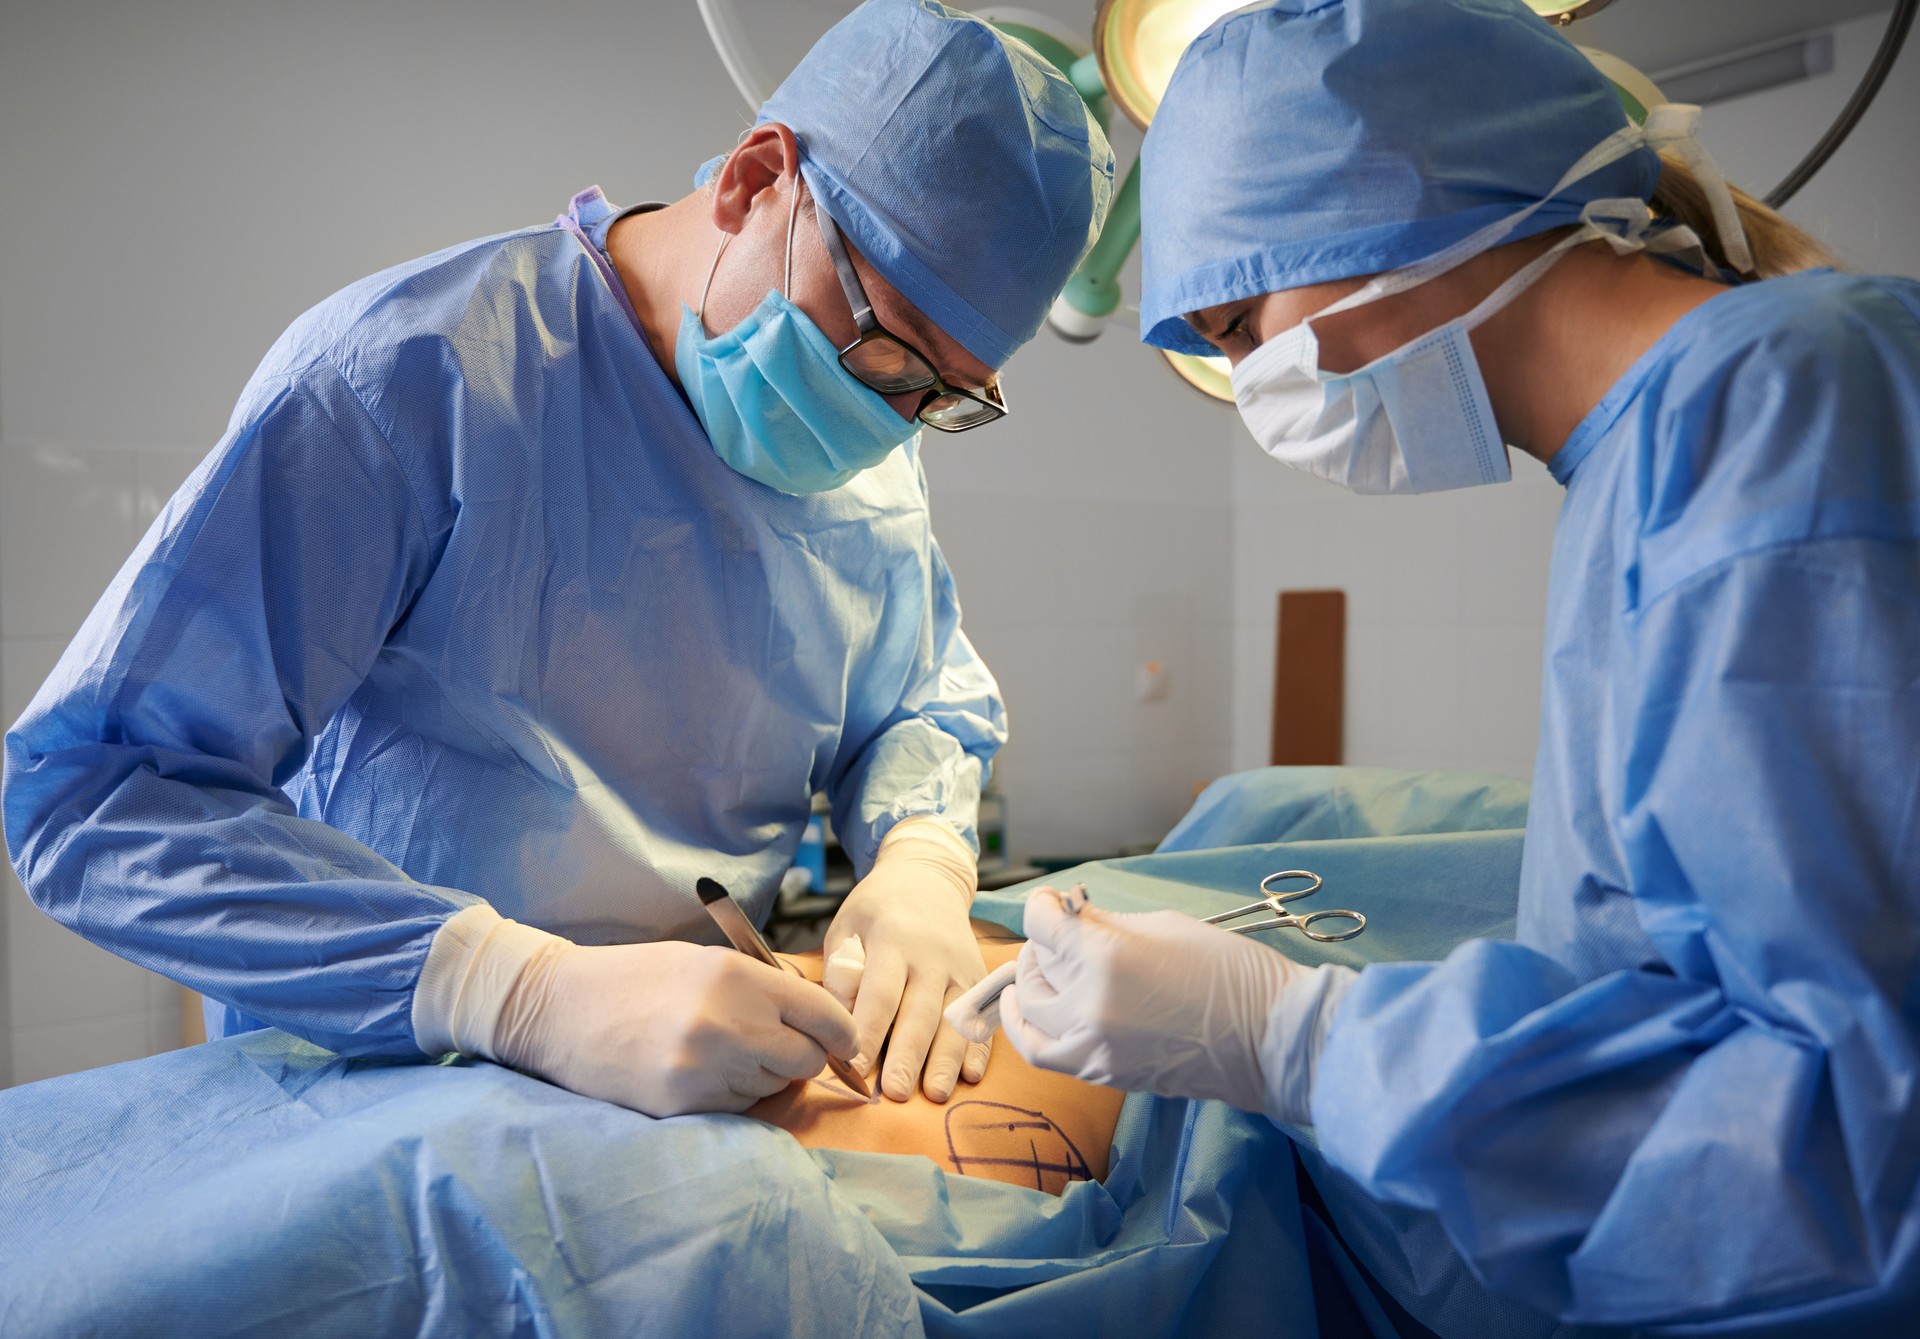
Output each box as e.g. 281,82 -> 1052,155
1201,870 -> 1367,942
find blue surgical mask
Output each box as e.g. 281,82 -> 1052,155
675,182 -> 917,495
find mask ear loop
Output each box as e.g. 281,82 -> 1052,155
695,156 -> 807,333
782,165 -> 802,297
696,230 -> 729,336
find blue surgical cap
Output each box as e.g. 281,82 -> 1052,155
699,0 -> 1114,370
1139,0 -> 1660,355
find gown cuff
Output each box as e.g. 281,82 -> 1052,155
1260,962 -> 1360,1128
874,815 -> 978,905
411,903 -> 570,1059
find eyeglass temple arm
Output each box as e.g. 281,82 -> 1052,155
812,194 -> 876,331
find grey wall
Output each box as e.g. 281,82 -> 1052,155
1227,7 -> 1920,779
0,0 -> 1232,1084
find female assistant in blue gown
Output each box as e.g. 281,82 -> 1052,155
1000,1 -> 1920,1331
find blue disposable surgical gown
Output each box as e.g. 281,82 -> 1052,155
2,190 -> 1006,1059
1312,271 -> 1920,1331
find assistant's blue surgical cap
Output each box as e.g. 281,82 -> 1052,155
1138,0 -> 1659,355
699,0 -> 1114,369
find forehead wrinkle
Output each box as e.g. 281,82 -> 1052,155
881,294 -> 986,385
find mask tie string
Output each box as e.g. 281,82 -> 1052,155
1312,101 -> 1752,328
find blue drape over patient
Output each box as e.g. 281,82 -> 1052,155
2,193 -> 1006,1059
0,812 -> 1533,1338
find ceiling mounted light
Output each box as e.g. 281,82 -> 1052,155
1094,0 -> 1249,129
1162,349 -> 1234,403
1522,0 -> 1622,27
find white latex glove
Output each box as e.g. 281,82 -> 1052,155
823,816 -> 990,1103
999,887 -> 1357,1125
412,904 -> 858,1118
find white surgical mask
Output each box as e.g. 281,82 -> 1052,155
1230,105 -> 1751,495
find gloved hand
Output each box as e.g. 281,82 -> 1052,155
824,816 -> 990,1103
412,904 -> 858,1118
999,886 -> 1357,1125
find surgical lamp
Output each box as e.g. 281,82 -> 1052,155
1523,0 -> 1622,26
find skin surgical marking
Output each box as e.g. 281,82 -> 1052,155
944,1100 -> 1093,1195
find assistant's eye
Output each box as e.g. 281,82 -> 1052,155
1221,313 -> 1253,345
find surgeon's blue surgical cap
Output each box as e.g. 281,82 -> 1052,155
1138,0 -> 1659,355
698,0 -> 1114,370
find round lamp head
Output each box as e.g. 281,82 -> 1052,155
1162,349 -> 1234,402
1094,0 -> 1250,129
1523,0 -> 1622,26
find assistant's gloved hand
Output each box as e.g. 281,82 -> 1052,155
824,817 -> 990,1103
412,904 -> 858,1118
999,887 -> 1357,1125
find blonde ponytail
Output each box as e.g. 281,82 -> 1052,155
1651,151 -> 1840,279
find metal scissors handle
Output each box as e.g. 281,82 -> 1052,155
1201,869 -> 1368,943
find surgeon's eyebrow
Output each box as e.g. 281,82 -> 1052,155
917,326 -> 990,389
886,300 -> 990,390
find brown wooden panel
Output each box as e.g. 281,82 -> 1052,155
182,985 -> 206,1047
1271,589 -> 1346,766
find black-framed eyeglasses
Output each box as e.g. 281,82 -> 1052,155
812,196 -> 1007,434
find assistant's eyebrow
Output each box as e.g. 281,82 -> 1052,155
1186,308 -> 1234,341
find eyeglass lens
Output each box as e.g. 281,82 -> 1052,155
919,391 -> 1001,431
841,335 -> 938,396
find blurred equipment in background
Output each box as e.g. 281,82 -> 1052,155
1524,0 -> 1621,24
1759,0 -> 1915,207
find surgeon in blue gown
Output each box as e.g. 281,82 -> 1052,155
1002,0 -> 1920,1332
2,0 -> 1112,1116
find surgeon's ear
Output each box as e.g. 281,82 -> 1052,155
709,122 -> 803,237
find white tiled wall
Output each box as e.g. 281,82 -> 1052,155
925,317 -> 1238,863
1226,441 -> 1563,781
938,490 -> 1235,860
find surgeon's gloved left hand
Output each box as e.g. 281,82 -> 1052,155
1000,887 -> 1357,1126
824,817 -> 989,1103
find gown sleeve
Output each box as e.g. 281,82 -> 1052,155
829,465 -> 1009,874
3,361 -> 481,1059
1307,301 -> 1920,1325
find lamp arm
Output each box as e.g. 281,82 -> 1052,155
1059,158 -> 1143,321
696,0 -> 776,112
